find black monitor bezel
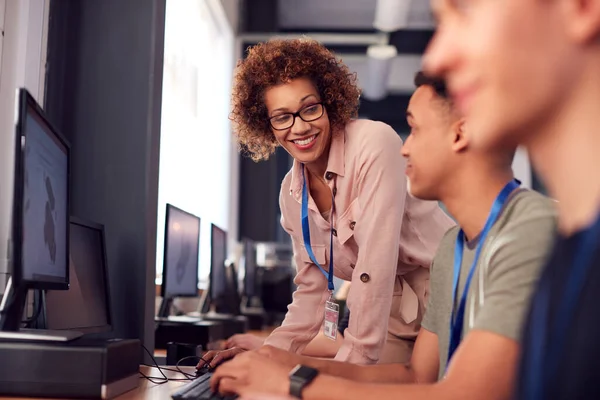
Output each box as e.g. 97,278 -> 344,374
12,88 -> 70,291
45,217 -> 113,334
160,203 -> 201,299
243,239 -> 256,298
209,223 -> 228,302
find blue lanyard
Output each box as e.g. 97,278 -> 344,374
446,179 -> 520,368
524,213 -> 600,400
301,164 -> 335,292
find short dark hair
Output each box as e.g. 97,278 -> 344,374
414,71 -> 450,101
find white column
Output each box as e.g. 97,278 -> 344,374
0,0 -> 49,294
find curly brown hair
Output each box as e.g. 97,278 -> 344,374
230,37 -> 361,162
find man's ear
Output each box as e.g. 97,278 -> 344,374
451,119 -> 469,153
563,0 -> 600,44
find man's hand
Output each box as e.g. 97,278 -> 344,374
225,334 -> 266,351
256,345 -> 304,369
210,351 -> 291,397
197,347 -> 246,369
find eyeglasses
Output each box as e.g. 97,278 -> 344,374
268,103 -> 325,131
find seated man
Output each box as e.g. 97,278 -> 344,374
207,72 -> 558,399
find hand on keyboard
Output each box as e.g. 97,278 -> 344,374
238,395 -> 297,400
197,347 -> 246,369
172,372 -> 237,400
209,351 -> 290,398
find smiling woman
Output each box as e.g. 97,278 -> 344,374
206,38 -> 456,367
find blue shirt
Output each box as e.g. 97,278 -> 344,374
517,214 -> 600,399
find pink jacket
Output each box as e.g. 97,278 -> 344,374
263,119 -> 455,364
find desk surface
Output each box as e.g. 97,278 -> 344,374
1,366 -> 195,400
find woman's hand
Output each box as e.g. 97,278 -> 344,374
225,334 -> 266,351
196,347 -> 247,369
196,343 -> 305,370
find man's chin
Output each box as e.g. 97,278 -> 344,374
406,179 -> 418,198
407,180 -> 437,202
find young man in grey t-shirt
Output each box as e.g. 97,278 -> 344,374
204,72 -> 557,400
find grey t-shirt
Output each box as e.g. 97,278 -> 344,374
421,189 -> 557,379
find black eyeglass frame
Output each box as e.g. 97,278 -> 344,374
268,102 -> 325,131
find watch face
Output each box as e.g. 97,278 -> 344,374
292,365 -> 318,380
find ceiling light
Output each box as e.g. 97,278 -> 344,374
362,44 -> 397,101
374,0 -> 412,32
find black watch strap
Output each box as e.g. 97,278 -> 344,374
289,365 -> 319,399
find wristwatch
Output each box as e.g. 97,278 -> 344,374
289,364 -> 319,399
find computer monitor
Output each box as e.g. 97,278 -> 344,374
221,261 -> 241,315
157,204 -> 200,318
44,217 -> 111,334
0,88 -> 70,335
209,224 -> 227,304
242,239 -> 259,301
204,225 -> 241,315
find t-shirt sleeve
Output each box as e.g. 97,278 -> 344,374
421,227 -> 457,334
420,256 -> 438,334
473,197 -> 557,342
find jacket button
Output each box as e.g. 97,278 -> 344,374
332,229 -> 338,237
360,273 -> 370,283
325,172 -> 334,180
349,221 -> 356,230
332,187 -> 337,196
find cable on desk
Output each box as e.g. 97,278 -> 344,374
176,355 -> 202,379
139,344 -> 169,384
139,345 -> 202,383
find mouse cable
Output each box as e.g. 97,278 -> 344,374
139,345 -> 201,383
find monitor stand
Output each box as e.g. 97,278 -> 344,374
0,329 -> 83,342
155,296 -> 204,323
157,296 -> 174,319
0,278 -> 83,342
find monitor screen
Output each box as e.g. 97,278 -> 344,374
162,204 -> 200,298
20,89 -> 69,288
45,219 -> 111,333
210,224 -> 227,301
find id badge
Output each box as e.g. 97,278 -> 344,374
323,300 -> 339,341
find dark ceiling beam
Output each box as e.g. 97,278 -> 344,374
388,29 -> 434,54
241,29 -> 434,55
279,28 -> 377,34
241,41 -> 372,56
241,0 -> 279,32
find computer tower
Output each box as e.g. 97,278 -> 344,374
0,337 -> 140,399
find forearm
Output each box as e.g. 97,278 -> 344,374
295,356 -> 417,384
302,375 -> 451,400
301,330 -> 342,358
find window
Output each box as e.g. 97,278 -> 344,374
156,0 -> 234,288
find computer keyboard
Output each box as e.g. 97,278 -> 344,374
171,372 -> 238,400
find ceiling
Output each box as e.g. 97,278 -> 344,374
277,0 -> 434,31
239,0 -> 434,133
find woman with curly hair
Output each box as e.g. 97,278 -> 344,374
200,38 -> 455,366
